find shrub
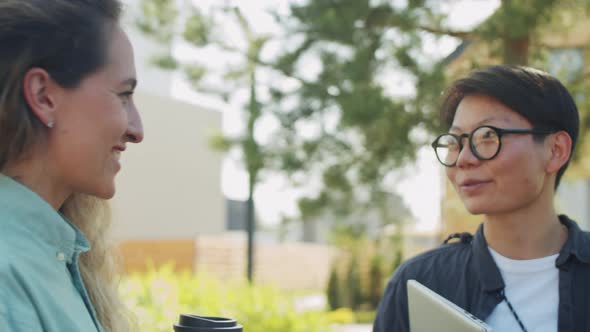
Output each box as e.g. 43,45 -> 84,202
346,256 -> 363,310
367,253 -> 384,309
390,248 -> 403,276
354,310 -> 376,324
120,265 -> 331,332
326,264 -> 342,310
325,308 -> 355,325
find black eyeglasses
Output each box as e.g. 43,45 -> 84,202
431,125 -> 554,167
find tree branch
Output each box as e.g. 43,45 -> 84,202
416,25 -> 473,39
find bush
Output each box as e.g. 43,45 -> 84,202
367,253 -> 384,309
120,265 -> 331,332
390,248 -> 403,276
325,308 -> 355,324
354,310 -> 376,324
326,264 -> 342,310
346,256 -> 363,310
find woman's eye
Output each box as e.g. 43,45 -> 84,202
118,91 -> 134,103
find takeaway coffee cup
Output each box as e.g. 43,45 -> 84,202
173,314 -> 243,332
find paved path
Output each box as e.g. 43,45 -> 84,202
333,324 -> 372,332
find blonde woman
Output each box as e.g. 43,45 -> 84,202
0,1 -> 143,331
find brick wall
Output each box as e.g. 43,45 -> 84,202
195,232 -> 339,290
118,232 -> 339,291
118,239 -> 196,273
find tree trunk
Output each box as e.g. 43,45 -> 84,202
503,35 -> 530,65
246,179 -> 255,283
246,69 -> 259,283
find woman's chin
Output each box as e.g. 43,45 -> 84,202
462,200 -> 489,215
89,183 -> 116,200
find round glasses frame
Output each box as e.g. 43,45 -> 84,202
431,125 -> 555,167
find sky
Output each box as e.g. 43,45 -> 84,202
136,0 -> 501,230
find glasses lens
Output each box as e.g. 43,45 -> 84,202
434,135 -> 460,166
472,127 -> 500,159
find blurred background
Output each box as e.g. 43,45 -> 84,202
110,0 -> 590,331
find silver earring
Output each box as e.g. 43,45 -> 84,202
47,121 -> 54,129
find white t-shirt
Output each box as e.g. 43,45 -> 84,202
485,247 -> 559,332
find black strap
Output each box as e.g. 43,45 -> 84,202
498,290 -> 528,332
443,232 -> 473,244
443,233 -> 527,331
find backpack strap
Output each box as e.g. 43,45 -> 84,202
443,232 -> 473,244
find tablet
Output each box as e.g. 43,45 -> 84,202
407,279 -> 492,332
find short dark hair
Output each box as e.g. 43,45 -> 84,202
440,65 -> 580,189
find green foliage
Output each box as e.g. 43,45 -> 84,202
120,265 -> 331,332
149,54 -> 178,70
183,64 -> 208,87
367,253 -> 384,309
209,131 -> 233,152
136,1 -> 267,182
476,0 -> 559,64
136,0 -> 590,240
183,8 -> 211,46
390,248 -> 403,277
325,232 -> 405,313
269,0 -> 449,221
354,310 -> 377,324
298,192 -> 330,220
345,256 -> 363,310
136,0 -> 177,44
325,308 -> 355,325
326,264 -> 342,310
269,0 -> 590,224
325,307 -> 375,325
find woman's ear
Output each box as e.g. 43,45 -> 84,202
545,131 -> 572,174
22,67 -> 59,128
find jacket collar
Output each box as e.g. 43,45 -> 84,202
472,214 -> 590,292
556,214 -> 590,266
472,223 -> 504,293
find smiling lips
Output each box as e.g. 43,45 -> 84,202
458,179 -> 492,194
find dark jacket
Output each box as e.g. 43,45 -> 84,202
373,215 -> 590,332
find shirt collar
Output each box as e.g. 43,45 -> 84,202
0,174 -> 90,263
472,223 -> 505,293
556,214 -> 590,266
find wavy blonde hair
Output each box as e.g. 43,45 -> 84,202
61,195 -> 136,332
0,1 -> 135,331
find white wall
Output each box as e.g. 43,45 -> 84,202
109,1 -> 225,240
111,92 -> 225,240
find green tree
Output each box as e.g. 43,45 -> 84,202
136,0 -> 272,283
267,0 -> 590,231
135,0 -> 590,245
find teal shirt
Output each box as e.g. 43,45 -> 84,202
0,175 -> 104,332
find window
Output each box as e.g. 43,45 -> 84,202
547,48 -> 584,82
